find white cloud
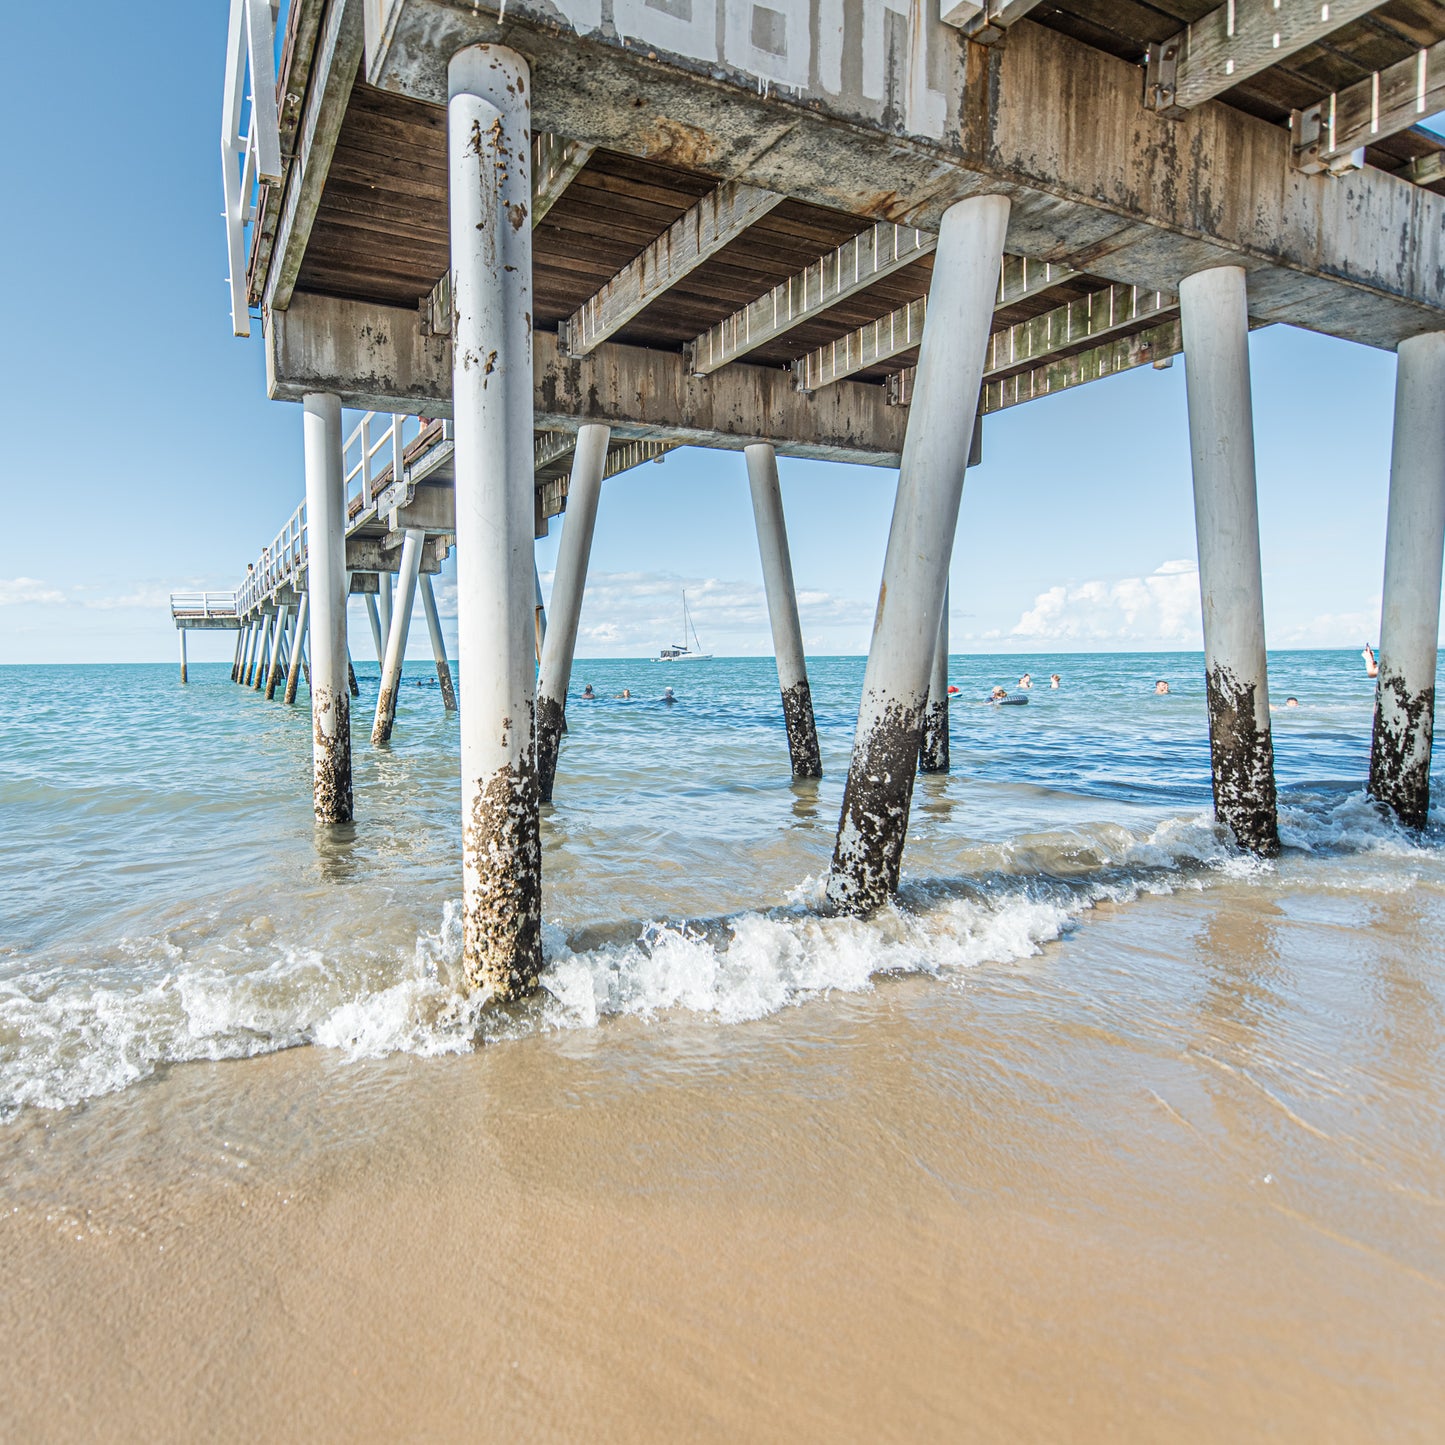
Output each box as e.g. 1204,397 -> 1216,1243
81,584 -> 176,611
1008,561 -> 1202,645
0,577 -> 66,606
539,569 -> 871,656
1273,598 -> 1381,648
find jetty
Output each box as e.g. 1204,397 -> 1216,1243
193,0 -> 1445,1000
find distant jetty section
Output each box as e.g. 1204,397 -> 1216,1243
184,0 -> 1445,1000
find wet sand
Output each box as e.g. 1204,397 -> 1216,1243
3,879 -> 1443,1442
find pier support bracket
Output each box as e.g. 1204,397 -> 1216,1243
1369,331 -> 1445,829
1180,265 -> 1279,856
827,193 -> 1010,914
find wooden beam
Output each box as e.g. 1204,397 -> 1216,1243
559,181 -> 784,357
979,320 -> 1184,416
687,222 -> 935,377
794,256 -> 1077,393
532,135 -> 595,224
940,0 -> 1045,47
889,282 -> 1175,403
1144,0 -> 1385,117
1401,147 -> 1445,188
265,0 -> 364,312
1292,43 -> 1445,173
267,292 -> 910,464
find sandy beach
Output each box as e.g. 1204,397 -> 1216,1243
5,876 -> 1442,1442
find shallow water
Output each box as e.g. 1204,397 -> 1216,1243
0,649 -> 1428,1114
3,650 -> 1444,1438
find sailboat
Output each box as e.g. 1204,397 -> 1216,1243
656,590 -> 713,662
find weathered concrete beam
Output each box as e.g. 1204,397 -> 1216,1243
560,181 -> 784,357
1292,42 -> 1445,174
345,535 -> 444,573
362,2 -> 1445,348
269,292 -> 909,464
1145,0 -> 1384,117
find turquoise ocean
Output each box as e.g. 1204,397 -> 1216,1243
1,649 -> 1439,1118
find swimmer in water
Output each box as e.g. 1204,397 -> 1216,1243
580,685 -> 596,700
1155,680 -> 1170,695
1049,674 -> 1061,689
1362,643 -> 1379,678
663,687 -> 676,705
990,686 -> 1008,702
1018,673 -> 1033,689
616,688 -> 632,700
1286,696 -> 1299,707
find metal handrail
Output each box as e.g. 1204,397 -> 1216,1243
231,411 -> 452,617
344,412 -> 424,518
221,0 -> 282,339
171,591 -> 239,618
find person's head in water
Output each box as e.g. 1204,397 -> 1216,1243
1286,696 -> 1299,707
580,685 -> 595,700
1155,680 -> 1170,695
1050,674 -> 1061,688
990,686 -> 1008,701
663,687 -> 675,704
1018,673 -> 1032,688
617,688 -> 631,699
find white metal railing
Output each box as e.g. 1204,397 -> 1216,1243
236,501 -> 307,617
231,412 -> 453,616
222,0 -> 283,338
343,412 -> 439,519
170,591 -> 239,619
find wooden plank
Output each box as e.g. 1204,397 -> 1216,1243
687,222 -> 931,377
1293,38 -> 1445,168
560,182 -> 785,357
265,0 -> 365,312
794,256 -> 1078,392
1144,0 -> 1388,115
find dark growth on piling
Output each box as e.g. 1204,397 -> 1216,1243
919,697 -> 949,774
463,746 -> 543,1002
780,679 -> 823,779
825,694 -> 925,915
436,659 -> 458,712
535,694 -> 567,803
1369,670 -> 1435,829
312,689 -> 354,824
1204,663 -> 1279,856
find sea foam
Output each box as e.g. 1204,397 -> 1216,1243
0,788 -> 1437,1119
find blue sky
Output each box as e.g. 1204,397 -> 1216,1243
0,0 -> 1425,664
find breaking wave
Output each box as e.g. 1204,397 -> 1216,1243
0,787 -> 1438,1119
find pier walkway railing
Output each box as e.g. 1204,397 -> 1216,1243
170,592 -> 240,629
